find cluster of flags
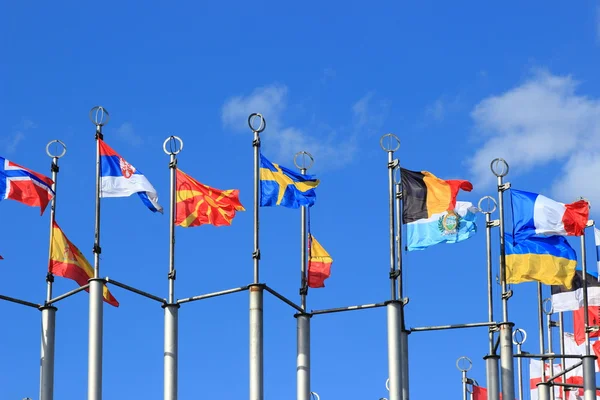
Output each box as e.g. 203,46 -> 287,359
0,140 -> 334,303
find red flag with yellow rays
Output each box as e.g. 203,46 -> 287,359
176,169 -> 245,227
49,222 -> 119,307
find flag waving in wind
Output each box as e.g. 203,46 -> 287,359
175,169 -> 245,227
260,153 -> 319,208
307,234 -> 333,288
595,227 -> 600,278
99,140 -> 163,213
0,156 -> 54,214
49,222 -> 118,307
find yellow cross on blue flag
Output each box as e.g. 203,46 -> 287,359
260,153 -> 320,208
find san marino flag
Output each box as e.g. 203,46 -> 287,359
406,201 -> 478,251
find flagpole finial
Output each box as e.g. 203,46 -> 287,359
89,106 -> 110,127
248,113 -> 266,133
379,133 -> 400,152
294,151 -> 314,171
163,136 -> 184,155
456,356 -> 472,372
45,140 -> 67,159
490,158 -> 509,177
512,328 -> 527,345
478,196 -> 497,215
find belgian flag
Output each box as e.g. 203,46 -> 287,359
400,168 -> 473,223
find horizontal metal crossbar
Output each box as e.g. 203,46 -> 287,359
47,284 -> 89,305
513,353 -> 584,359
263,285 -> 304,313
410,321 -> 498,332
177,286 -> 249,305
311,302 -> 387,316
0,294 -> 40,309
105,277 -> 166,304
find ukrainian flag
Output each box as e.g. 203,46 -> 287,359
260,154 -> 320,208
505,233 -> 577,288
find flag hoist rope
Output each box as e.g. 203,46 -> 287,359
164,135 -> 183,400
40,139 -> 66,400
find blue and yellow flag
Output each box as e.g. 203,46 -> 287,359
260,154 -> 319,208
505,233 -> 577,288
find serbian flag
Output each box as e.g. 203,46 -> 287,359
0,157 -> 54,214
307,234 -> 333,288
400,168 -> 472,224
511,189 -> 589,242
175,169 -> 245,227
551,271 -> 600,312
49,222 -> 118,307
573,306 -> 600,345
99,140 -> 163,213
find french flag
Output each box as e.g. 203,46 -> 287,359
0,157 -> 54,214
511,189 -> 589,242
99,140 -> 163,213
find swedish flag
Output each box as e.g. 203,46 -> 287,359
260,153 -> 320,208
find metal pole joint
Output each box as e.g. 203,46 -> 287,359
39,305 -> 58,312
46,273 -> 54,283
502,290 -> 513,300
252,250 -> 261,260
294,312 -> 313,319
586,326 -> 600,333
388,159 -> 399,169
498,182 -> 511,191
168,270 -> 176,280
162,302 -> 181,310
93,244 -> 101,255
487,220 -> 500,228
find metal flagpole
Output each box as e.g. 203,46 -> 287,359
295,151 -> 313,400
249,113 -> 266,400
537,283 -> 546,385
380,134 -> 403,400
544,300 -> 555,400
512,329 -> 526,400
457,357 -> 473,400
479,196 -> 500,400
163,136 -> 183,400
40,140 -> 67,400
491,158 -> 515,400
89,106 -> 110,400
558,313 -> 566,400
395,176 -> 409,400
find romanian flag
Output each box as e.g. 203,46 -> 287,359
176,169 -> 245,227
307,234 -> 332,288
400,168 -> 472,223
260,154 -> 320,209
505,233 -> 576,288
49,222 -> 119,307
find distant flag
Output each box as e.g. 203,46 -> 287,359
473,385 -> 507,400
307,234 -> 332,288
592,341 -> 600,370
49,222 -> 118,307
175,169 -> 245,227
99,140 -> 163,213
400,168 -> 473,224
529,359 -> 563,400
505,234 -> 577,288
561,332 -> 600,398
595,227 -> 600,278
573,306 -> 600,345
511,189 -> 589,242
406,201 -> 478,251
259,153 -> 319,208
551,271 -> 600,312
0,255 -> 3,260
0,156 -> 54,215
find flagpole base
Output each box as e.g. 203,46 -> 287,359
484,354 -> 500,400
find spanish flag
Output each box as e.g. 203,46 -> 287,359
175,169 -> 245,227
49,222 -> 119,307
400,168 -> 473,223
307,234 -> 333,288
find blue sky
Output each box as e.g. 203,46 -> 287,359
2,1 -> 600,399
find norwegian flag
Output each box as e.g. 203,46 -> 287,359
0,157 -> 54,214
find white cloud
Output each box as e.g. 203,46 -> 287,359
424,95 -> 462,123
2,119 -> 36,154
115,122 -> 142,146
221,84 -> 382,169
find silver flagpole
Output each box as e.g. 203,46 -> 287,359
537,283 -> 546,385
295,151 -> 313,400
491,158 -> 515,400
579,211 -> 596,400
380,134 -> 402,400
544,300 -> 555,400
40,140 -> 66,400
558,313 -> 566,400
457,357 -> 473,400
512,329 -> 526,400
163,136 -> 183,400
479,196 -> 500,400
395,178 -> 409,400
89,106 -> 110,400
249,113 -> 266,400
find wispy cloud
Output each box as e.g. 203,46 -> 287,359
221,84 -> 386,169
467,68 -> 600,207
424,95 -> 462,123
115,122 -> 143,146
1,119 -> 37,154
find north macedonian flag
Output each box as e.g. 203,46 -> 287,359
176,169 -> 245,227
49,222 -> 119,307
307,234 -> 333,288
400,168 -> 473,224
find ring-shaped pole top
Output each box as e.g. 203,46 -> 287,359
512,328 -> 527,345
456,356 -> 473,372
294,151 -> 315,170
45,139 -> 67,158
490,158 -> 509,178
310,392 -> 320,400
248,113 -> 266,133
478,196 -> 498,215
163,135 -> 184,155
543,298 -> 553,315
379,133 -> 400,152
89,106 -> 110,127
385,378 -> 390,391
